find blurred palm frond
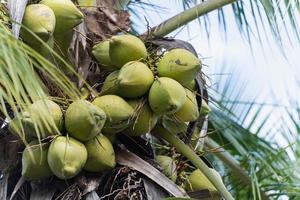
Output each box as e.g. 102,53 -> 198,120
0,22 -> 80,137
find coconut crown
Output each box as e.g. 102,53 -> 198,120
157,48 -> 201,85
84,134 -> 116,172
22,141 -> 53,180
40,0 -> 83,34
109,34 -> 147,68
65,100 -> 107,142
117,61 -> 154,98
47,136 -> 87,179
21,4 -> 56,47
148,77 -> 187,115
92,95 -> 134,134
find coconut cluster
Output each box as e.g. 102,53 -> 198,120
12,31 -> 212,182
92,34 -> 205,137
10,99 -> 115,180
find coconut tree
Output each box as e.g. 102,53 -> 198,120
0,0 -> 299,199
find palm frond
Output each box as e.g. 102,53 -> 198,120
0,22 -> 80,138
208,107 -> 300,198
201,63 -> 300,199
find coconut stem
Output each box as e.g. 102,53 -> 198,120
156,130 -> 234,200
145,0 -> 237,37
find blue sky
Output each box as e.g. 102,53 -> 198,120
130,0 -> 300,148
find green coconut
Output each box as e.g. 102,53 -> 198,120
40,0 -> 84,34
53,29 -> 74,59
148,77 -> 186,115
117,61 -> 154,98
100,71 -> 119,95
38,36 -> 55,58
65,100 -> 106,142
28,99 -> 63,138
157,48 -> 201,85
20,4 -> 56,48
161,116 -> 189,135
10,100 -> 63,140
103,132 -> 117,143
84,134 -> 116,172
200,99 -> 211,117
22,141 -> 53,180
156,155 -> 177,182
109,34 -> 147,68
187,168 -> 223,194
47,136 -> 87,179
124,99 -> 158,136
183,79 -> 196,91
9,114 -> 36,142
92,40 -> 117,70
92,95 -> 134,134
173,89 -> 199,122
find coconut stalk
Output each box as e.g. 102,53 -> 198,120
145,0 -> 237,37
205,138 -> 270,200
154,130 -> 234,200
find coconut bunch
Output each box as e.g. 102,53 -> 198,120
20,0 -> 83,57
92,34 -> 207,137
12,32 -> 213,188
10,99 -> 115,180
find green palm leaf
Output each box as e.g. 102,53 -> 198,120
0,22 -> 80,139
